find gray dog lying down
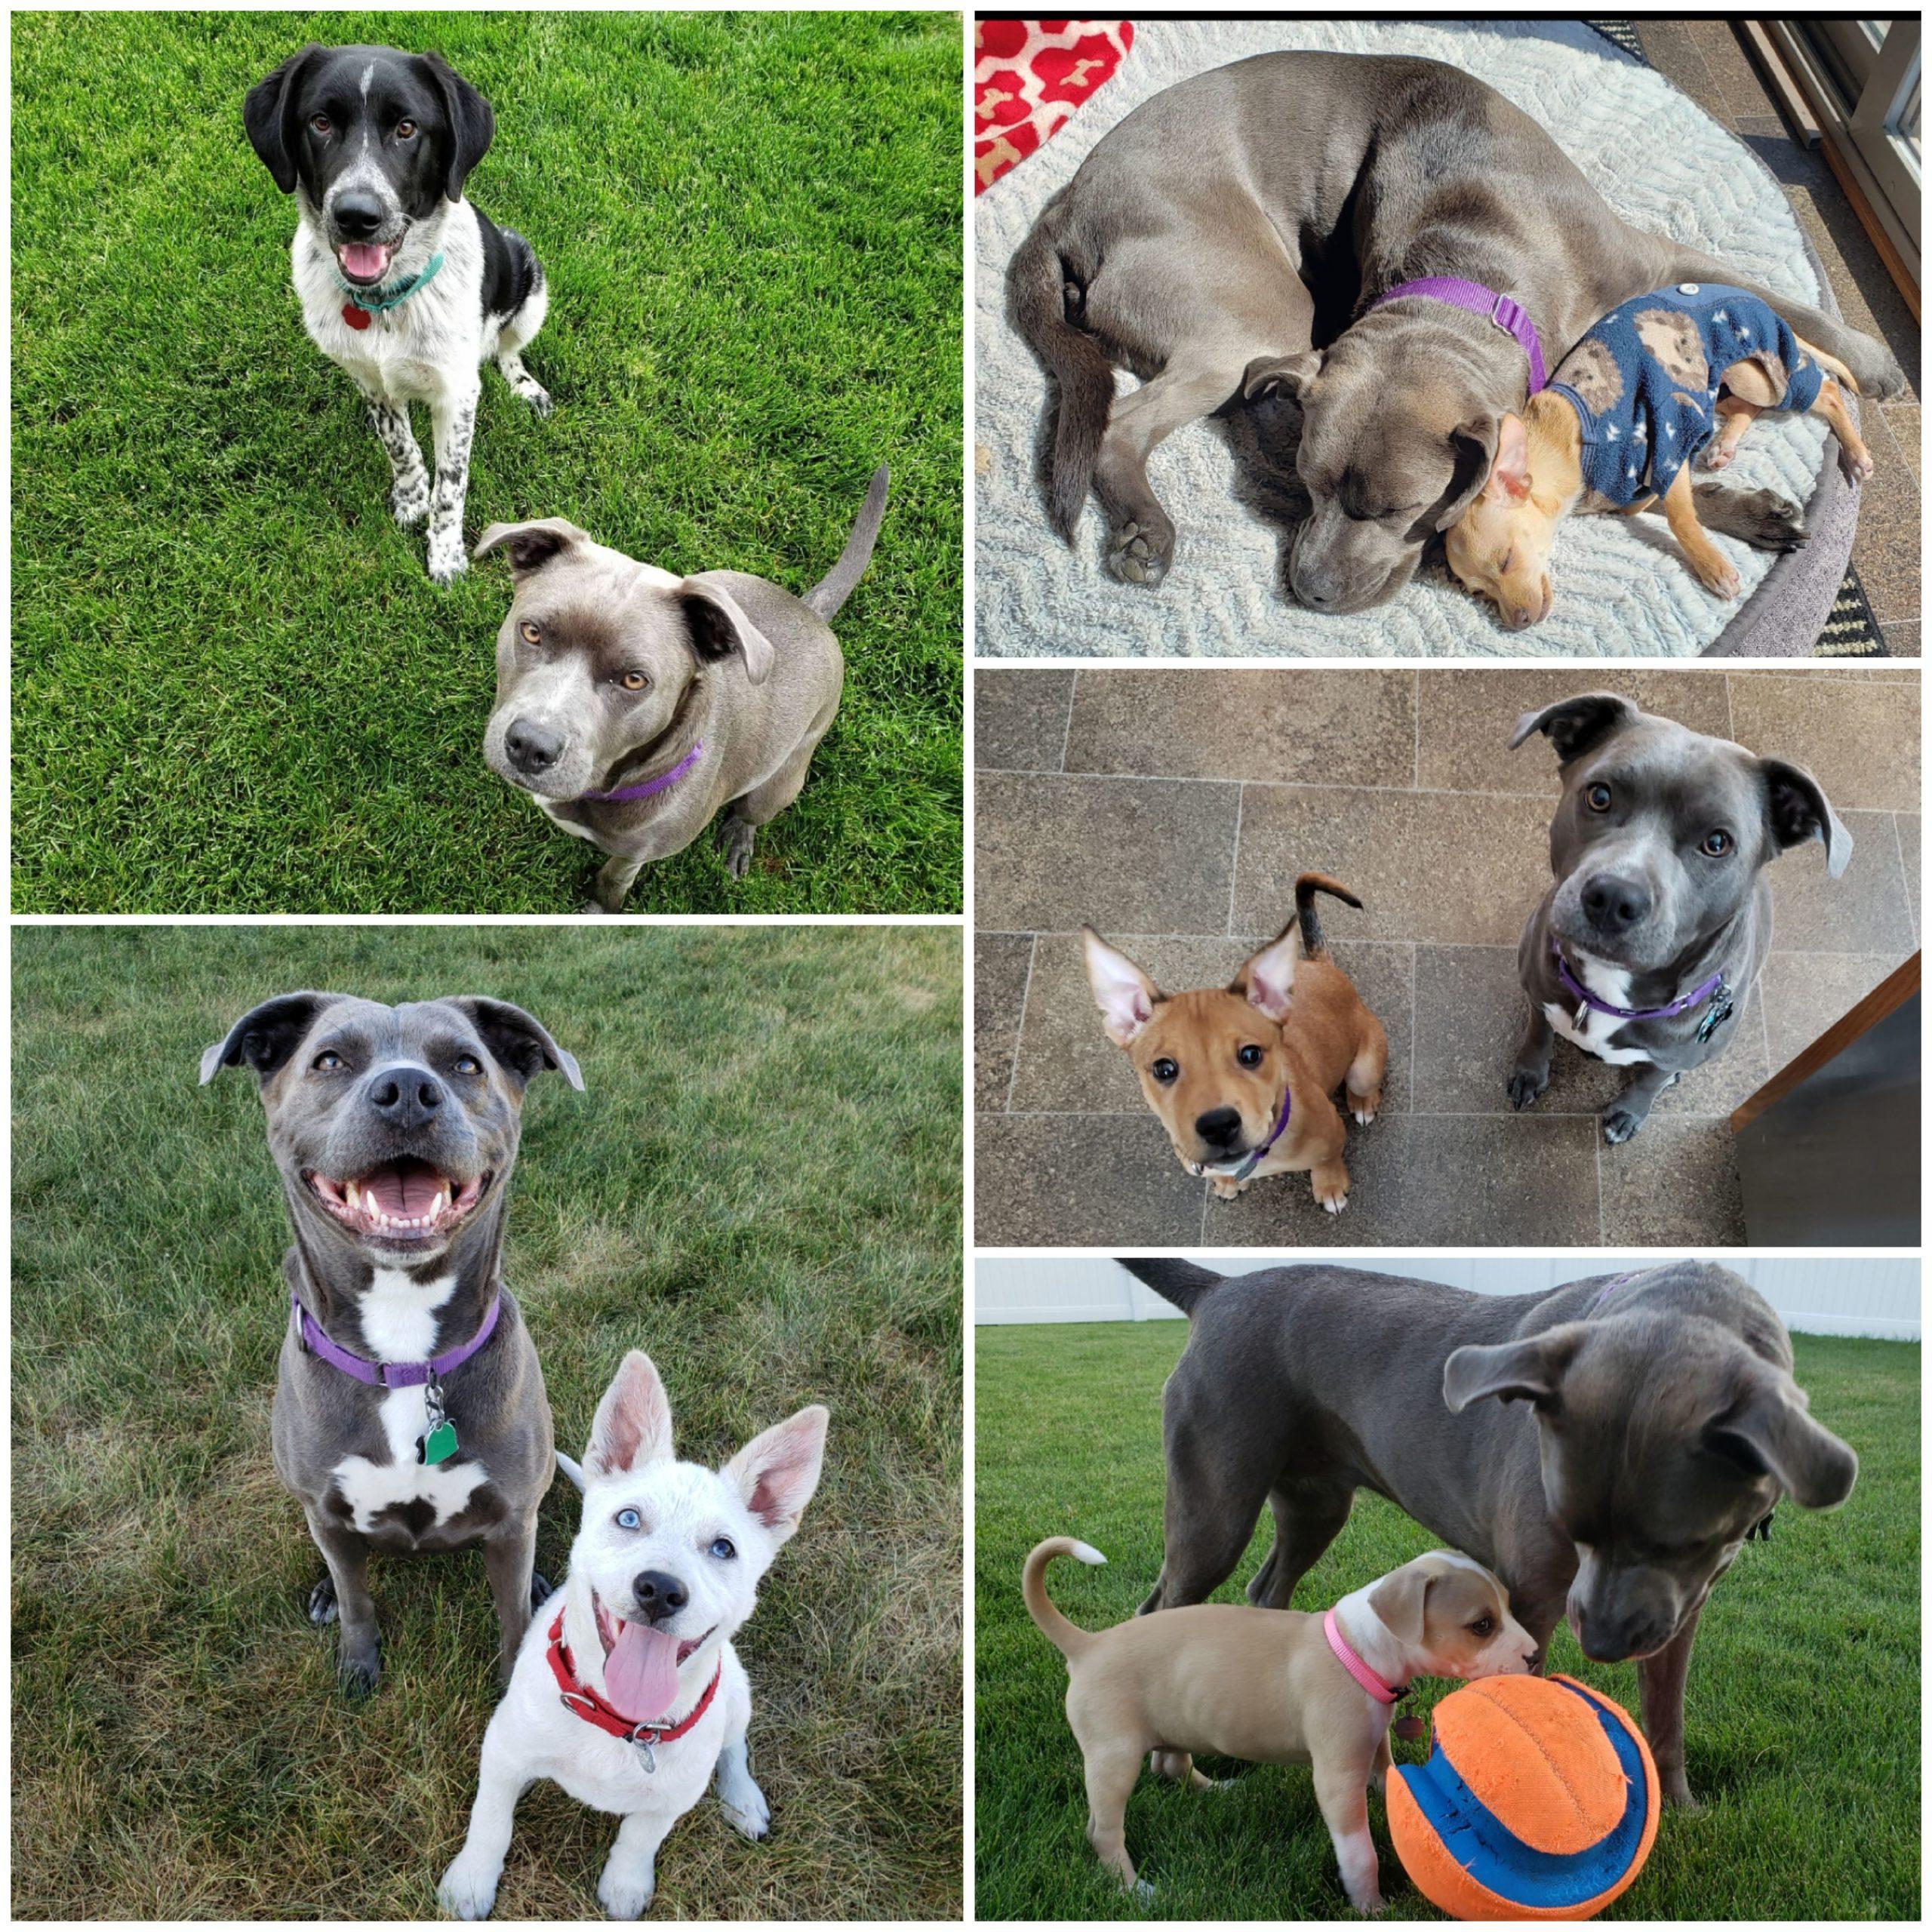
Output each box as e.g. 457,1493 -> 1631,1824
1012,50 -> 1904,608
478,467 -> 888,912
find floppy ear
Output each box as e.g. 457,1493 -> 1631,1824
243,43 -> 325,195
585,1351 -> 675,1478
1242,349 -> 1323,402
723,1404 -> 829,1546
1509,693 -> 1641,761
680,577 -> 774,685
1760,758 -> 1852,878
475,518 -> 589,576
1082,928 -> 1162,1047
1442,1324 -> 1589,1414
448,997 -> 583,1091
1435,415 -> 1501,530
199,992 -> 338,1084
415,50 -> 495,202
1232,920 -> 1298,1022
1367,1563 -> 1432,1647
1704,1361 -> 1858,1509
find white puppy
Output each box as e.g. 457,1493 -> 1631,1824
438,1350 -> 829,1919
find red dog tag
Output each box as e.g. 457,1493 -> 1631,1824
341,303 -> 372,331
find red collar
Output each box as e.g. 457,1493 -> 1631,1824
546,1606 -> 722,1748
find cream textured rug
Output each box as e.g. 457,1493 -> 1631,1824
974,18 -> 1854,659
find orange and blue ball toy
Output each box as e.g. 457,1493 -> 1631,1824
1387,1674 -> 1658,1920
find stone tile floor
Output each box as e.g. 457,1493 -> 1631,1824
1639,20 -> 1920,650
975,666 -> 1920,1246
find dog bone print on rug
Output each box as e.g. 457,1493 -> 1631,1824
975,20 -> 1134,192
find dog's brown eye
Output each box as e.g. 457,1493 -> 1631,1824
1586,783 -> 1612,813
452,1054 -> 481,1076
1701,829 -> 1732,857
619,671 -> 648,692
395,118 -> 417,140
1150,1057 -> 1179,1084
1470,1616 -> 1495,1636
310,114 -> 331,134
1238,1044 -> 1264,1069
312,1050 -> 344,1072
518,620 -> 541,646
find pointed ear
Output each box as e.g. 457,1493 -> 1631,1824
1233,921 -> 1298,1022
585,1351 -> 675,1479
242,43 -> 324,195
1082,928 -> 1162,1047
1442,1325 -> 1589,1414
1509,693 -> 1641,759
681,577 -> 774,685
1242,349 -> 1323,402
448,998 -> 583,1091
1705,1362 -> 1858,1509
1486,414 -> 1532,503
475,518 -> 589,576
199,992 -> 339,1084
1368,1563 -> 1432,1647
724,1404 -> 829,1546
1760,758 -> 1852,877
1436,415 -> 1500,530
415,50 -> 494,202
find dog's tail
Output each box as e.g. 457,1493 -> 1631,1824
804,465 -> 890,620
555,1451 -> 586,1494
1009,214 -> 1115,541
1022,1537 -> 1106,1659
1117,1257 -> 1223,1315
1294,873 -> 1364,961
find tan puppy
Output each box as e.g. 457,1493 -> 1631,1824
1024,1541 -> 1537,1912
1444,337 -> 1872,629
1082,875 -> 1386,1212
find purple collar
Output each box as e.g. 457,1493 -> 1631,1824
580,739 -> 704,805
1586,1269 -> 1638,1315
292,1286 -> 500,1389
1207,1085 -> 1294,1183
1369,278 -> 1548,392
1550,940 -> 1724,1023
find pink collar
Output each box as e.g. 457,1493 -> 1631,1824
1324,1606 -> 1407,1705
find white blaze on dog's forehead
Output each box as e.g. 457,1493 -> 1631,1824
359,62 -> 375,102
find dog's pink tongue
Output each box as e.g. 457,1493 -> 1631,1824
605,1621 -> 681,1721
338,242 -> 390,281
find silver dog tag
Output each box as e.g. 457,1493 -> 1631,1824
635,1738 -> 657,1774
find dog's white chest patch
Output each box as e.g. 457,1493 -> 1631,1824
328,1270 -> 487,1533
536,795 -> 603,842
1544,954 -> 1653,1067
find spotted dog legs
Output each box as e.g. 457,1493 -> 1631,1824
426,380 -> 481,585
365,392 -> 431,531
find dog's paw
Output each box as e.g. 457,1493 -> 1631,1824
1601,1106 -> 1645,1146
595,1864 -> 656,1921
1351,1106 -> 1377,1126
1349,1893 -> 1388,1917
1208,1176 -> 1244,1201
520,383 -> 555,420
426,540 -> 469,586
716,814 -> 756,880
337,1646 -> 381,1699
1508,1065 -> 1550,1112
719,1783 -> 771,1841
1701,440 -> 1737,473
392,478 -> 430,528
1130,1878 -> 1158,1902
438,1855 -> 502,1921
1838,440 -> 1875,485
1107,521 -> 1171,589
1320,1193 -> 1349,1215
531,1571 -> 555,1610
1690,552 -> 1742,599
1858,346 -> 1908,401
308,1576 -> 338,1626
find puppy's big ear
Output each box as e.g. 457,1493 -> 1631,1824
1442,1324 -> 1589,1414
199,992 -> 340,1084
1508,693 -> 1640,761
475,518 -> 589,577
1705,1361 -> 1859,1509
680,577 -> 775,686
1242,350 -> 1323,402
1760,758 -> 1852,878
724,1404 -> 829,1546
243,43 -> 325,194
416,50 -> 495,202
1367,1563 -> 1433,1647
585,1350 -> 675,1478
1083,928 -> 1162,1047
1232,919 -> 1299,1022
448,997 -> 584,1091
1484,414 -> 1533,506
1435,415 -> 1500,530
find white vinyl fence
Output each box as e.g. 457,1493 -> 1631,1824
974,1254 -> 1919,1339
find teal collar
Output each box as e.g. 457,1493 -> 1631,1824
337,250 -> 447,315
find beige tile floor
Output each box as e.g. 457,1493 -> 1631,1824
975,667 -> 1920,1246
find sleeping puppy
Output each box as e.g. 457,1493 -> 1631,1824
245,43 -> 551,583
477,467 -> 887,912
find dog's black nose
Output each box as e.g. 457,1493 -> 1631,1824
332,192 -> 386,240
367,1064 -> 445,1127
1195,1106 -> 1242,1148
506,718 -> 563,775
1580,872 -> 1651,932
632,1570 -> 688,1625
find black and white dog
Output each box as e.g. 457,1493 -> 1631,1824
245,43 -> 552,583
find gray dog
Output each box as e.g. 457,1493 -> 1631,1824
1121,1257 -> 1857,1807
1012,51 -> 1904,606
202,992 -> 583,1692
1509,693 -> 1849,1143
478,467 -> 888,912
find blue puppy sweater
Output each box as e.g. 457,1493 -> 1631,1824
1549,284 -> 1825,507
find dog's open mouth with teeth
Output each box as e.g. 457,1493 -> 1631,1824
334,240 -> 398,285
593,1590 -> 715,1721
304,1157 -> 490,1244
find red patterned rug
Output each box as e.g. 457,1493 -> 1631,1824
974,19 -> 1134,192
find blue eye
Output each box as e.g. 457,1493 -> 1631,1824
709,1537 -> 736,1561
615,1508 -> 641,1531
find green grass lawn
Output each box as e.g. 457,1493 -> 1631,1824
11,924 -> 962,1918
11,10 -> 962,912
976,1318 -> 1919,1921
